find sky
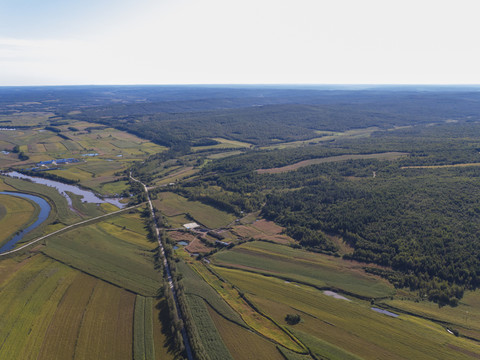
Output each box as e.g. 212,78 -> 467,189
1,0 -> 479,86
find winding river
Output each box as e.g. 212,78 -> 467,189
0,192 -> 51,253
6,171 -> 124,208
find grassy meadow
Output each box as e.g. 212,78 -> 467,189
212,241 -> 394,298
153,191 -> 235,229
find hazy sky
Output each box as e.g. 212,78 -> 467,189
1,0 -> 479,85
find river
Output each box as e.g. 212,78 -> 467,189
5,171 -> 124,208
0,191 -> 51,253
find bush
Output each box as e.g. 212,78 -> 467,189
285,313 -> 301,325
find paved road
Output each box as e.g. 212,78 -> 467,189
130,174 -> 194,360
0,204 -> 139,257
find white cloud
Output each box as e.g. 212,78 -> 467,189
1,0 -> 480,85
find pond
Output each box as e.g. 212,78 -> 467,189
6,171 -> 124,208
0,191 -> 51,253
177,241 -> 189,246
371,307 -> 399,318
323,290 -> 351,301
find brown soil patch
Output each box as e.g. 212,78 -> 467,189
232,219 -> 293,244
167,231 -> 196,242
185,238 -> 210,253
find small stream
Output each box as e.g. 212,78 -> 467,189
0,192 -> 51,253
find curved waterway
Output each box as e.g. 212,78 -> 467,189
6,171 -> 124,208
0,192 -> 51,253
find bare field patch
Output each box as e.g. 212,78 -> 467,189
185,237 -> 210,253
232,219 -> 294,244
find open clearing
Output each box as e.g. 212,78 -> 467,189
256,152 -> 408,174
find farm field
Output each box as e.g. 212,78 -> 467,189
191,137 -> 252,152
0,118 -> 166,194
206,305 -> 285,360
0,253 -> 173,360
42,211 -> 161,295
382,291 -> 480,341
153,166 -> 199,186
259,127 -> 381,150
5,86 -> 480,359
177,259 -> 301,359
256,152 -> 407,174
0,193 -> 39,247
186,260 -> 305,352
215,267 -> 480,360
153,191 -> 235,229
0,254 -> 78,359
211,241 -> 394,298
134,296 -> 155,360
72,279 -> 135,360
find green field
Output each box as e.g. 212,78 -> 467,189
42,213 -> 161,295
212,241 -> 394,298
215,266 -> 480,360
0,255 -> 78,359
207,305 -> 285,360
153,192 -> 235,229
177,260 -> 245,326
382,291 -> 480,341
185,293 -> 234,360
134,296 -> 155,360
